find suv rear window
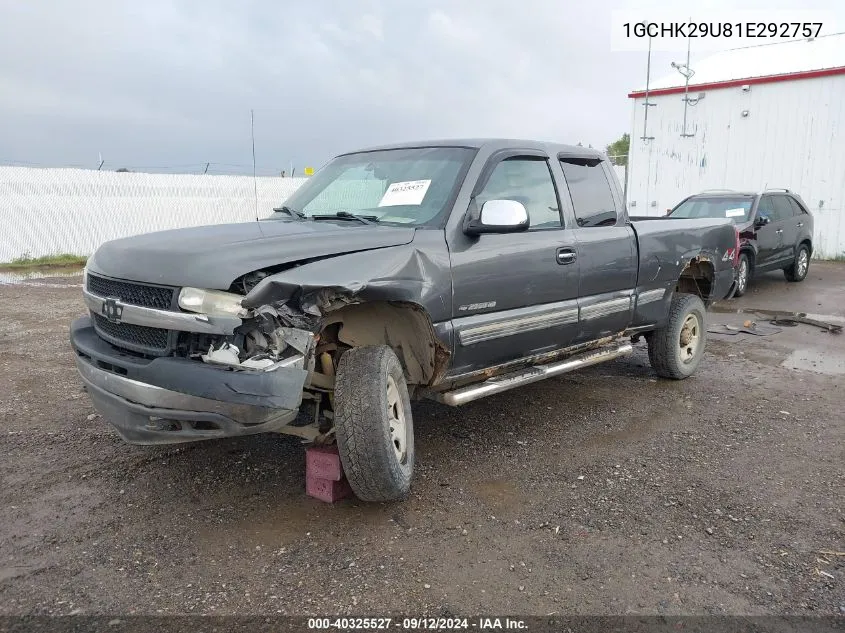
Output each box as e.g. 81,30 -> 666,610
670,197 -> 753,222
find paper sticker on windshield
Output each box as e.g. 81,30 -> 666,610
378,180 -> 431,207
725,208 -> 746,218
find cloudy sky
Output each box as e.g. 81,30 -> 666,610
0,0 -> 842,174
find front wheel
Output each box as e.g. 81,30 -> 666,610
784,244 -> 810,282
647,293 -> 707,380
734,253 -> 750,297
334,345 -> 414,502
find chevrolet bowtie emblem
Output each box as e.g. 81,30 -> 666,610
102,297 -> 124,324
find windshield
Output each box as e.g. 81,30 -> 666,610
271,147 -> 476,226
670,196 -> 754,222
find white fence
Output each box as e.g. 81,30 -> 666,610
0,167 -> 308,262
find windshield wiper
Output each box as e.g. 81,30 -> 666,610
311,211 -> 380,225
273,205 -> 306,220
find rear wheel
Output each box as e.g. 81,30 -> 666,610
647,293 -> 707,380
784,244 -> 810,282
334,345 -> 414,502
734,253 -> 750,297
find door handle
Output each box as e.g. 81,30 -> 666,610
556,248 -> 577,265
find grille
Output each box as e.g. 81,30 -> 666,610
87,273 -> 174,309
93,313 -> 170,355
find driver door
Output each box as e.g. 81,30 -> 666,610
447,153 -> 580,376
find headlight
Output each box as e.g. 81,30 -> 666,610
178,287 -> 246,317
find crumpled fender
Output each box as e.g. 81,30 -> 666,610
241,244 -> 451,323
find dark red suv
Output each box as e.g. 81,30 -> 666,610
668,189 -> 814,297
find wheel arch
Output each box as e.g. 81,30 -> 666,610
798,238 -> 813,257
675,255 -> 716,301
319,301 -> 449,386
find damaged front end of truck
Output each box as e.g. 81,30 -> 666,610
71,243 -> 450,446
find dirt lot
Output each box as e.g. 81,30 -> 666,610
1,264 -> 843,616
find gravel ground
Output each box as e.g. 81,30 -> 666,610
0,265 -> 843,616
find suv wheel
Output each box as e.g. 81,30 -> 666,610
784,244 -> 810,282
334,345 -> 414,502
734,253 -> 750,297
647,293 -> 707,380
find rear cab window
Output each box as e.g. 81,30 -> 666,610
558,157 -> 619,227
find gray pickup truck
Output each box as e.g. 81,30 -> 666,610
71,139 -> 737,501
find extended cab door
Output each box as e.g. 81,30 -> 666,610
447,151 -> 580,375
556,156 -> 637,342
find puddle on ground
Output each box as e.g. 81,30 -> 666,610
475,478 -> 521,513
781,349 -> 845,376
0,268 -> 83,286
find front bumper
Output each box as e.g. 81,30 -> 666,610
70,317 -> 308,445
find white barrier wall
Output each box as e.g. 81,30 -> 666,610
0,167 -> 308,262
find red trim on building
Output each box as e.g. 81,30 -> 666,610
628,66 -> 845,98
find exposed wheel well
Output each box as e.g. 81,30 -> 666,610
318,301 -> 448,386
675,257 -> 715,300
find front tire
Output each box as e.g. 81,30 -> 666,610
734,253 -> 750,297
784,244 -> 810,282
334,346 -> 414,502
647,293 -> 707,380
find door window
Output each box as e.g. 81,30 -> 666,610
785,196 -> 807,216
770,196 -> 795,222
757,196 -> 777,222
476,158 -> 562,229
559,158 -> 619,227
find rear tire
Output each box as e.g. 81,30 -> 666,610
784,244 -> 810,282
647,293 -> 707,380
334,346 -> 414,502
734,253 -> 750,297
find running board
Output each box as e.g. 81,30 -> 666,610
434,342 -> 634,407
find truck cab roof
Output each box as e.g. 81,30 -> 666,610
342,138 -> 606,160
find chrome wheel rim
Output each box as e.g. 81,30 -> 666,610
679,314 -> 701,364
797,250 -> 809,277
386,375 -> 408,464
737,259 -> 748,293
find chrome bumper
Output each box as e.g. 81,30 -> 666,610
77,357 -> 299,444
71,317 -> 306,445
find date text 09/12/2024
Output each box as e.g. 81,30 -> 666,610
307,617 -> 527,630
622,21 -> 823,38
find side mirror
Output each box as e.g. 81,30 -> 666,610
464,199 -> 530,236
754,215 -> 770,228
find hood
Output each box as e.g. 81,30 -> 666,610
86,220 -> 416,289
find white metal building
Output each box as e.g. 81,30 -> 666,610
626,34 -> 845,258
